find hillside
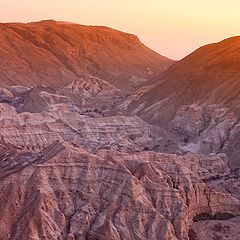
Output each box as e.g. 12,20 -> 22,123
125,36 -> 240,124
123,36 -> 240,166
0,20 -> 173,91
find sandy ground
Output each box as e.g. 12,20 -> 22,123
192,217 -> 240,240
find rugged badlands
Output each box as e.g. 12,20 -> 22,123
0,21 -> 239,240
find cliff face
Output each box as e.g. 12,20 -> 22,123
0,20 -> 173,91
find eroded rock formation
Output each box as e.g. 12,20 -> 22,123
0,140 -> 239,240
0,21 -> 239,239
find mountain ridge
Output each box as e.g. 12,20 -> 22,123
125,35 -> 240,124
0,20 -> 174,91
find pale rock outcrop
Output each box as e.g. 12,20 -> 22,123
168,104 -> 240,167
0,101 -> 154,152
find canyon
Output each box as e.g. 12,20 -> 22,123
0,20 -> 239,240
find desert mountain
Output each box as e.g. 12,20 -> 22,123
124,36 -> 240,124
0,23 -> 239,240
121,36 -> 240,167
0,20 -> 173,91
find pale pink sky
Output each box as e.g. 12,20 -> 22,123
1,0 -> 239,60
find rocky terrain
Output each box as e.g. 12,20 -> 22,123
0,21 -> 239,240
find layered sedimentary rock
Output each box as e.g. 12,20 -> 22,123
0,22 -> 240,239
0,102 -> 154,152
0,83 -> 239,239
0,140 -> 239,240
168,104 -> 240,167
